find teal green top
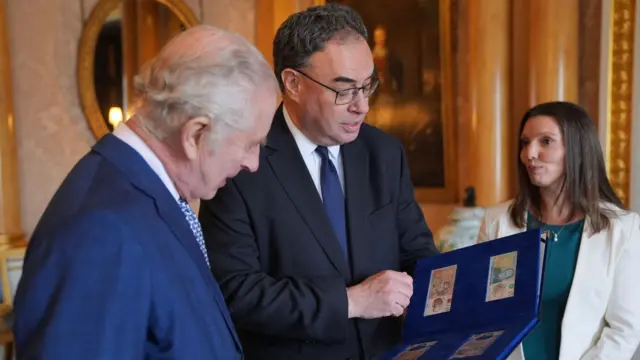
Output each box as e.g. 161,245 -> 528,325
522,212 -> 585,360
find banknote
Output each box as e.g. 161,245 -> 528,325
424,264 -> 457,316
450,330 -> 504,358
486,251 -> 517,302
393,341 -> 438,360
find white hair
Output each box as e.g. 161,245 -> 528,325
132,25 -> 277,145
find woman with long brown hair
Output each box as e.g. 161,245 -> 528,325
477,101 -> 640,359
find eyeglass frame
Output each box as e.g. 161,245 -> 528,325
292,69 -> 379,105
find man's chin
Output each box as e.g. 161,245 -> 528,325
338,131 -> 360,144
203,179 -> 230,200
202,189 -> 219,201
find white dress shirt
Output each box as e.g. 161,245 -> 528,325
282,106 -> 344,199
113,122 -> 180,203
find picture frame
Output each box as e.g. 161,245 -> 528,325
323,0 -> 458,202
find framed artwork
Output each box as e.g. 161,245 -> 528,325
325,0 -> 457,202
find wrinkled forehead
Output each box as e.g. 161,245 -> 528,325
305,38 -> 375,84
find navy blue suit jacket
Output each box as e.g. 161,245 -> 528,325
13,134 -> 242,359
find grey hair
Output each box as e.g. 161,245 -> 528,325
273,3 -> 368,91
133,25 -> 277,144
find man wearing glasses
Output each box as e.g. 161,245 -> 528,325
199,4 -> 439,360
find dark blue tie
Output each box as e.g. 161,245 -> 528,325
315,146 -> 349,262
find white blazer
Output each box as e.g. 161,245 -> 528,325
477,200 -> 640,360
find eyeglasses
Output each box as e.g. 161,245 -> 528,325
294,69 -> 379,105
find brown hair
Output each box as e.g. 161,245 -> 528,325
509,101 -> 625,234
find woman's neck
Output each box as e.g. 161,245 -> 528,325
536,188 -> 582,225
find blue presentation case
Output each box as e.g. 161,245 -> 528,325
380,229 -> 545,360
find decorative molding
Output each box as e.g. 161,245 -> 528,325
630,0 -> 640,211
0,0 -> 26,247
604,0 -> 636,206
599,0 -> 612,150
77,0 -> 199,140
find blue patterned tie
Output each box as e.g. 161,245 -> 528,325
315,146 -> 349,262
178,199 -> 210,267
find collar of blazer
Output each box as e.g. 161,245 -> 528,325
484,199 -> 640,360
489,200 -> 629,239
92,133 -> 214,274
92,134 -> 243,349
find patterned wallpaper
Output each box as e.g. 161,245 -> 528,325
8,0 -> 95,236
6,0 -> 254,235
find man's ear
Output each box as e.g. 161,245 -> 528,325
281,69 -> 301,102
181,116 -> 210,160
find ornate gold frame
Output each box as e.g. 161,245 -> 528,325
0,0 -> 26,247
77,0 -> 199,140
317,0 -> 458,203
604,0 -> 636,207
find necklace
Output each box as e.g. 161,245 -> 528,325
544,226 -> 566,242
532,214 -> 566,242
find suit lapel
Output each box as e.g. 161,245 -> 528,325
495,208 -> 612,360
92,134 -> 241,349
559,219 -> 606,359
498,208 -> 607,360
93,135 -> 212,274
151,188 -> 242,348
265,107 -> 351,279
342,139 -> 371,280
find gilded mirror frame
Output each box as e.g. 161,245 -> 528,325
78,0 -> 199,140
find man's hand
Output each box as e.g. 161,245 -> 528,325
346,270 -> 413,319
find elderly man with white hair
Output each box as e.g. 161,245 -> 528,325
13,25 -> 278,359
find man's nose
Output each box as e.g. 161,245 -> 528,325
243,148 -> 260,173
349,91 -> 369,114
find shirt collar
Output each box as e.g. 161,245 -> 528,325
113,122 -> 181,201
282,105 -> 341,160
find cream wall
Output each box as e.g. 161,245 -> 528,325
8,0 -> 94,236
6,0 -> 255,235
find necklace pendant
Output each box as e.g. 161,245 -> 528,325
553,233 -> 559,242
